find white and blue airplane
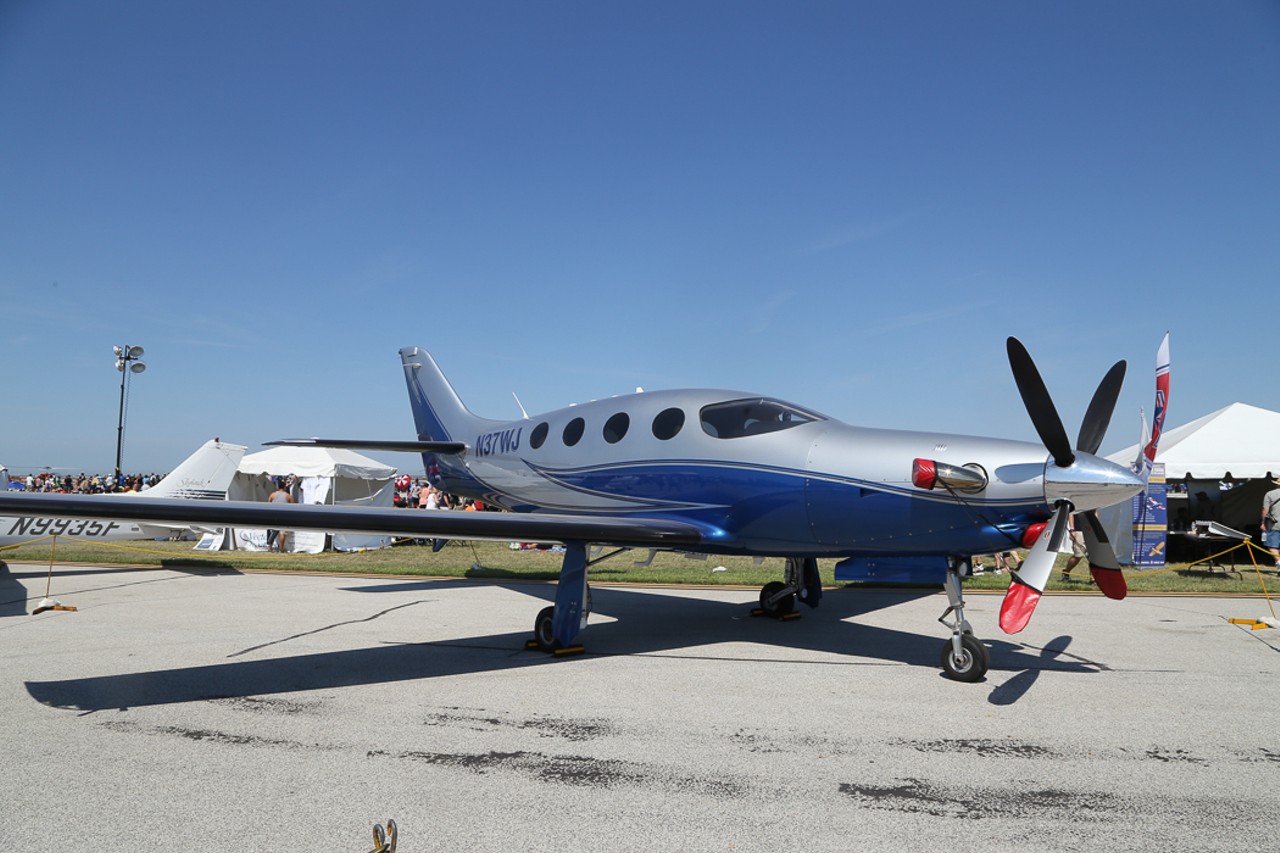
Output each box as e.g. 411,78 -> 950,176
0,340 -> 1146,681
0,438 -> 246,547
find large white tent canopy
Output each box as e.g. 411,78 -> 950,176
1107,402 -> 1280,480
216,445 -> 398,552
234,445 -> 396,484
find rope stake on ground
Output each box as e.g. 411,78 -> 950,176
31,535 -> 77,615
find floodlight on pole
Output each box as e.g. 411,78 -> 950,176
113,344 -> 146,488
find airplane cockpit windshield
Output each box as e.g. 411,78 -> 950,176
699,398 -> 825,439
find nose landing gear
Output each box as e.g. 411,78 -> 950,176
938,557 -> 989,682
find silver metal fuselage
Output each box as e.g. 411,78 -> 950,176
421,387 -> 1142,559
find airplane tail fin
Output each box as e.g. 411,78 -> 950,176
399,347 -> 500,442
140,439 -> 247,500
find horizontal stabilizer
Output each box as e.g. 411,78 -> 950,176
266,438 -> 467,454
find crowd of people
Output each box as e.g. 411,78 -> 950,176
9,468 -> 489,507
391,475 -> 488,512
9,471 -> 164,494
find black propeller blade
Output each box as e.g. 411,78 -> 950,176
1002,337 -> 1134,631
1006,337 -> 1075,469
1076,360 -> 1126,456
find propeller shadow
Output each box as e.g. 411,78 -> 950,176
987,634 -> 1107,705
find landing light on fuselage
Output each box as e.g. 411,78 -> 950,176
911,458 -> 988,493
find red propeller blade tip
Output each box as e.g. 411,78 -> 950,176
1090,566 -> 1128,600
999,580 -> 1042,634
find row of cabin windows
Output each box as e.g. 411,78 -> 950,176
525,399 -> 822,450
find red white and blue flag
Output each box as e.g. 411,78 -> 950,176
1134,332 -> 1170,481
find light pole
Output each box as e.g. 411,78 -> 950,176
113,344 -> 146,488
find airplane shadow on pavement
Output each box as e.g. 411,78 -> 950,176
0,561 -> 30,618
1,563 -> 244,620
23,580 -> 1104,712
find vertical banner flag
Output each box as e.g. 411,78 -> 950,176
1131,333 -> 1171,565
1135,333 -> 1170,482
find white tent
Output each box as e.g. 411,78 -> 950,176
1107,402 -> 1280,480
1107,402 -> 1280,536
219,446 -> 398,553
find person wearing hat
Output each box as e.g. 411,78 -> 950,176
1262,476 -> 1280,568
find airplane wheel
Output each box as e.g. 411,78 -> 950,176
940,634 -> 989,682
534,606 -> 557,652
759,581 -> 795,617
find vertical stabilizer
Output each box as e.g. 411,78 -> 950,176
400,347 -> 501,442
140,439 -> 247,500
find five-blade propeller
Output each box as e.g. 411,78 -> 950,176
1000,338 -> 1129,634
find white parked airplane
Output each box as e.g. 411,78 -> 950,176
0,439 -> 246,547
0,340 -> 1148,681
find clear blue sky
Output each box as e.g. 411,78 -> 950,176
2,1 -> 1277,475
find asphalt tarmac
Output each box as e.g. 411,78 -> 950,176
2,562 -> 1279,852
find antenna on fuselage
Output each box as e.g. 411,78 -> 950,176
512,392 -> 529,420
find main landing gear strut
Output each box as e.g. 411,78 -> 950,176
938,556 -> 989,682
757,556 -> 822,618
527,542 -> 598,656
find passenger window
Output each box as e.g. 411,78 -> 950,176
563,417 -> 585,447
699,398 -> 822,439
530,422 -> 549,450
603,412 -> 629,444
652,407 -> 685,440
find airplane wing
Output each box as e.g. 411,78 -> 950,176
0,493 -> 706,549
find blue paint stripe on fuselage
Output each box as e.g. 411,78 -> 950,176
528,458 -> 1037,510
429,455 -> 1046,557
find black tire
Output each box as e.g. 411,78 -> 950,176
940,634 -> 989,682
534,605 -> 557,652
759,581 -> 795,617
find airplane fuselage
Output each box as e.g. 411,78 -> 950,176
420,387 -> 1074,559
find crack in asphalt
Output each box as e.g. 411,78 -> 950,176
226,599 -> 429,657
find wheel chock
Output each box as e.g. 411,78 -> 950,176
1229,618 -> 1280,630
749,608 -> 801,621
31,598 -> 77,616
524,639 -> 586,655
